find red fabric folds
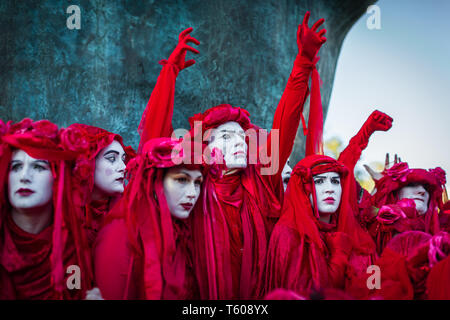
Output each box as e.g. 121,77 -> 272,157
304,58 -> 324,157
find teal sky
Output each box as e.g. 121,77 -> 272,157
324,0 -> 450,190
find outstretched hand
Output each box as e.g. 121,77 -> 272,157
367,110 -> 393,132
297,11 -> 327,61
167,27 -> 200,70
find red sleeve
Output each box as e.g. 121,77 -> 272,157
137,61 -> 179,153
338,128 -> 371,173
264,55 -> 313,180
94,219 -> 138,300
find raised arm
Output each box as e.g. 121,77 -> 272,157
265,12 -> 327,177
137,28 -> 200,153
339,110 -> 393,171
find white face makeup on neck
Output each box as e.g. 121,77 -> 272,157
282,162 -> 292,192
208,121 -> 247,170
398,184 -> 430,215
163,167 -> 203,219
8,149 -> 54,212
93,140 -> 126,199
310,172 -> 342,216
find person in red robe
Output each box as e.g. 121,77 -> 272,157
265,155 -> 376,299
187,12 -> 328,299
93,137 -> 210,299
366,162 -> 446,254
0,119 -> 93,299
91,28 -> 207,300
62,123 -> 136,245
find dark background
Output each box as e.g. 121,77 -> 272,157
0,0 -> 375,164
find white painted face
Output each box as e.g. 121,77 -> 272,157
163,167 -> 203,219
208,121 -> 247,169
8,149 -> 54,211
398,184 -> 430,215
311,172 -> 342,215
282,162 -> 292,191
93,140 -> 126,198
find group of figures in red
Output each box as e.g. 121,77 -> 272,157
1,12 -> 449,300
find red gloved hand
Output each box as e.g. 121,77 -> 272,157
365,110 -> 393,133
325,232 -> 353,258
297,11 -> 327,61
166,27 -> 200,71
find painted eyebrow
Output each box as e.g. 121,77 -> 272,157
32,160 -> 50,166
103,150 -> 120,156
178,171 -> 203,180
218,129 -> 245,135
10,160 -> 49,165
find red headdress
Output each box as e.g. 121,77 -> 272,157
0,119 -> 93,299
373,162 -> 446,235
188,104 -> 256,138
106,137 -> 210,299
281,154 -> 375,254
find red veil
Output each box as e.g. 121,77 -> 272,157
0,119 -> 92,299
95,137 -> 206,299
266,154 -> 376,296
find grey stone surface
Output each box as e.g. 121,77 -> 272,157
0,0 -> 375,164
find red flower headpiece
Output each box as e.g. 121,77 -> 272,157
188,104 -> 257,140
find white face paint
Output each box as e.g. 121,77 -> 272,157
93,140 -> 126,198
163,167 -> 203,219
8,149 -> 54,211
282,162 -> 292,192
398,184 -> 430,215
208,121 -> 247,169
311,172 -> 342,216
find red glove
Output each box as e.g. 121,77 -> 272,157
351,110 -> 394,152
166,27 -> 200,71
366,110 -> 393,133
297,11 -> 327,61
